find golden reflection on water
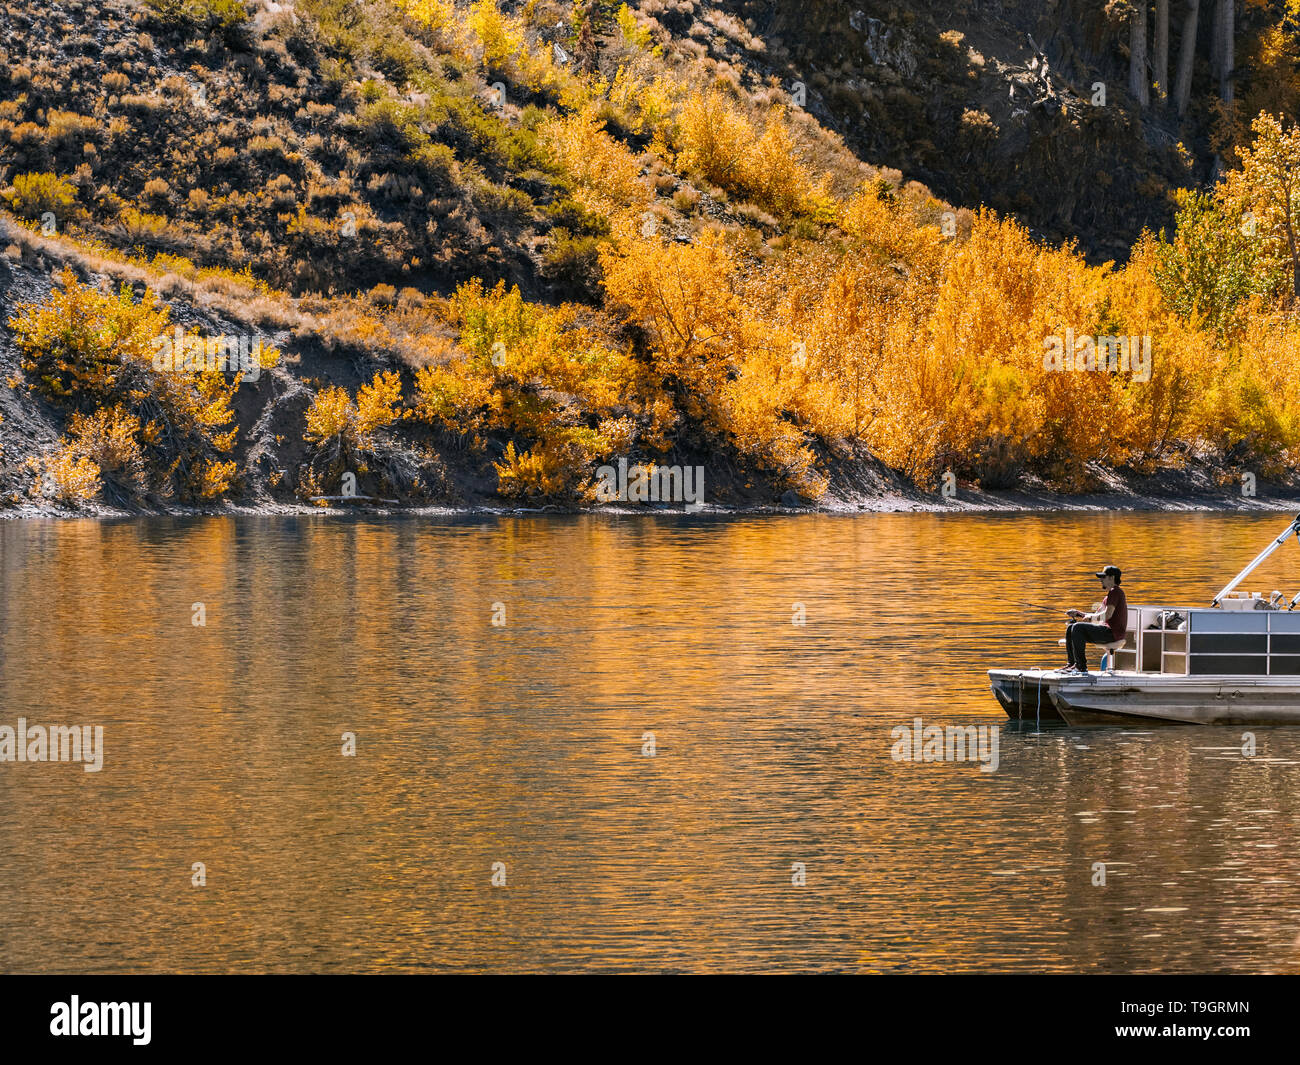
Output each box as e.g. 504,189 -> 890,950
3,512 -> 1300,972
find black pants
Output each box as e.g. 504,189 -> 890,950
1066,622 -> 1115,670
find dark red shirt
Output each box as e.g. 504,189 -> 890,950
1105,587 -> 1128,640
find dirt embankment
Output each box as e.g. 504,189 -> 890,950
5,228 -> 1299,521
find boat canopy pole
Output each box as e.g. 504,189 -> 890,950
1211,513 -> 1300,606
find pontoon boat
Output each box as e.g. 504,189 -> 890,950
990,514 -> 1300,726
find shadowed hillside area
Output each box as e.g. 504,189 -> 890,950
2,0 -> 1300,513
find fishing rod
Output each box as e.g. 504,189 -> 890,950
1018,599 -> 1107,622
1016,600 -> 1072,617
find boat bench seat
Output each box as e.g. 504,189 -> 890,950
1056,637 -> 1127,651
1058,635 -> 1128,670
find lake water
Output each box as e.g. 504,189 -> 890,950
3,511 -> 1300,973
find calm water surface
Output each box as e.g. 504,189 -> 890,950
3,511 -> 1300,973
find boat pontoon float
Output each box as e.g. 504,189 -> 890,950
990,513 -> 1300,726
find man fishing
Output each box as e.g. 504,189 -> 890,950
1062,565 -> 1127,674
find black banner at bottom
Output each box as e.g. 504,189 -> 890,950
1,973 -> 1295,1053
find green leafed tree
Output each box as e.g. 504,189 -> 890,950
1152,189 -> 1263,340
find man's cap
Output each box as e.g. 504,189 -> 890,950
1095,565 -> 1122,581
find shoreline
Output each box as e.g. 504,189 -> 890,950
6,488 -> 1300,521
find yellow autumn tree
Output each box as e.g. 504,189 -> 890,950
8,271 -> 240,500
1219,112 -> 1300,300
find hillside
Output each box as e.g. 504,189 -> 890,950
2,0 -> 1300,514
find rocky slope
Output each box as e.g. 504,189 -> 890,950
2,0 -> 1298,515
